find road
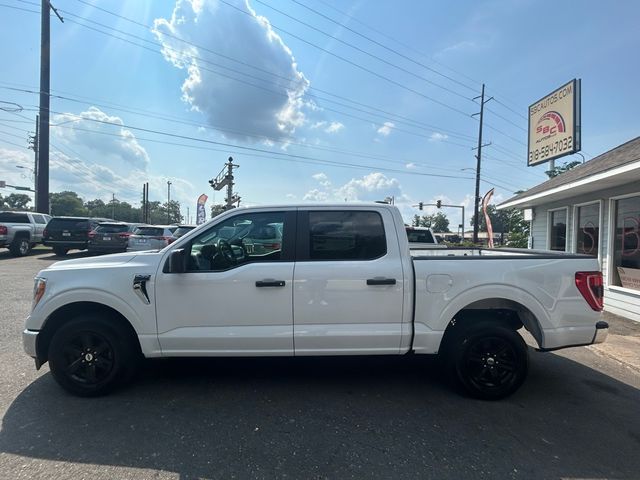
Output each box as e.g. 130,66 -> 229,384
1,250 -> 639,479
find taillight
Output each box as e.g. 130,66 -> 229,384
575,271 -> 604,311
0,226 -> 7,235
118,232 -> 132,238
167,237 -> 176,244
42,228 -> 48,237
88,230 -> 96,238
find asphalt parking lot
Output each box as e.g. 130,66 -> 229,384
1,249 -> 639,479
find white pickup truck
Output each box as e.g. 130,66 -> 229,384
23,204 -> 608,399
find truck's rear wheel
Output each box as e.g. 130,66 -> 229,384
9,237 -> 30,256
449,323 -> 528,400
48,315 -> 138,397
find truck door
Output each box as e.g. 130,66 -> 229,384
293,209 -> 405,355
155,209 -> 296,355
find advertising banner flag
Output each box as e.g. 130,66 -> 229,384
482,188 -> 495,248
196,194 -> 208,225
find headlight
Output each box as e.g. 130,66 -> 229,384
32,277 -> 47,311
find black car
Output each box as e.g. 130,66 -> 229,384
170,224 -> 197,241
43,216 -> 113,256
87,222 -> 143,254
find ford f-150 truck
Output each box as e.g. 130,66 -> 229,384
23,204 -> 608,399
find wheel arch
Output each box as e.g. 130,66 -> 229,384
37,301 -> 142,363
441,296 -> 546,356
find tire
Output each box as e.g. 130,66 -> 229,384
53,247 -> 68,256
48,315 -> 139,397
9,236 -> 30,257
448,323 -> 529,400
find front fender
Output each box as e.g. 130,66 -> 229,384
29,288 -> 149,335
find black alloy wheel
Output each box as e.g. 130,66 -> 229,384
451,324 -> 528,400
48,316 -> 137,396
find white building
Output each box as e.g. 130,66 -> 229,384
498,136 -> 640,322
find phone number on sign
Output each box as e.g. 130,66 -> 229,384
529,136 -> 573,163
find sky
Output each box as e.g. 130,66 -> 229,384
0,0 -> 639,227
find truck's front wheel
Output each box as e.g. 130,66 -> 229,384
450,323 -> 528,400
48,315 -> 138,397
9,237 -> 30,256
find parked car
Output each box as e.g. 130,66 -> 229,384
170,224 -> 197,241
0,210 -> 51,256
405,226 -> 446,249
24,204 -> 607,399
43,216 -> 113,256
87,222 -> 143,254
127,225 -> 178,251
242,222 -> 283,255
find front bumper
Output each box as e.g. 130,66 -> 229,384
23,329 -> 39,358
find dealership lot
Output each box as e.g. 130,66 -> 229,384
1,250 -> 639,479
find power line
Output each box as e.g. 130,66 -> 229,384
252,0 -> 474,102
311,0 -> 483,89
217,0 -> 472,118
6,2 -> 529,153
2,85 -> 478,172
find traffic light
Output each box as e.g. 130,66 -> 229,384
418,202 -> 423,210
436,200 -> 442,208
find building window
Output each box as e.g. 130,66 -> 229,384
611,195 -> 640,291
575,203 -> 599,256
549,209 -> 567,251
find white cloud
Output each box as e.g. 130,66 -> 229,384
429,132 -> 449,142
310,120 -> 343,134
303,172 -> 403,203
153,0 -> 309,142
312,172 -> 331,187
325,121 -> 344,134
52,107 -> 150,171
438,40 -> 478,56
303,188 -> 329,202
406,162 -> 417,169
377,122 -> 395,137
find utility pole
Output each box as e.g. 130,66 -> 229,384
28,115 -> 39,208
471,84 -> 493,244
142,183 -> 146,223
111,193 -> 116,219
209,157 -> 241,210
167,180 -> 172,223
145,182 -> 149,223
37,0 -> 63,214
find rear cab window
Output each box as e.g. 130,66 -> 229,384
135,227 -> 165,237
0,212 -> 30,223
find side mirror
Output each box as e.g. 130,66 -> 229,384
167,248 -> 187,273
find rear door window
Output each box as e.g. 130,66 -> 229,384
304,211 -> 386,261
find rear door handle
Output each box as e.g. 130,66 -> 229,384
256,279 -> 286,287
366,277 -> 396,286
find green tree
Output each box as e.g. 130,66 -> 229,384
545,160 -> 581,178
3,193 -> 32,210
412,212 -> 450,232
470,204 -> 530,248
210,204 -> 227,219
50,191 -> 88,216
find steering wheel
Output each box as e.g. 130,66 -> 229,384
216,238 -> 236,266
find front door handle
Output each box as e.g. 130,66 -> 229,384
256,279 -> 286,287
366,277 -> 396,286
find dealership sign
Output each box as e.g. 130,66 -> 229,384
528,79 -> 581,166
